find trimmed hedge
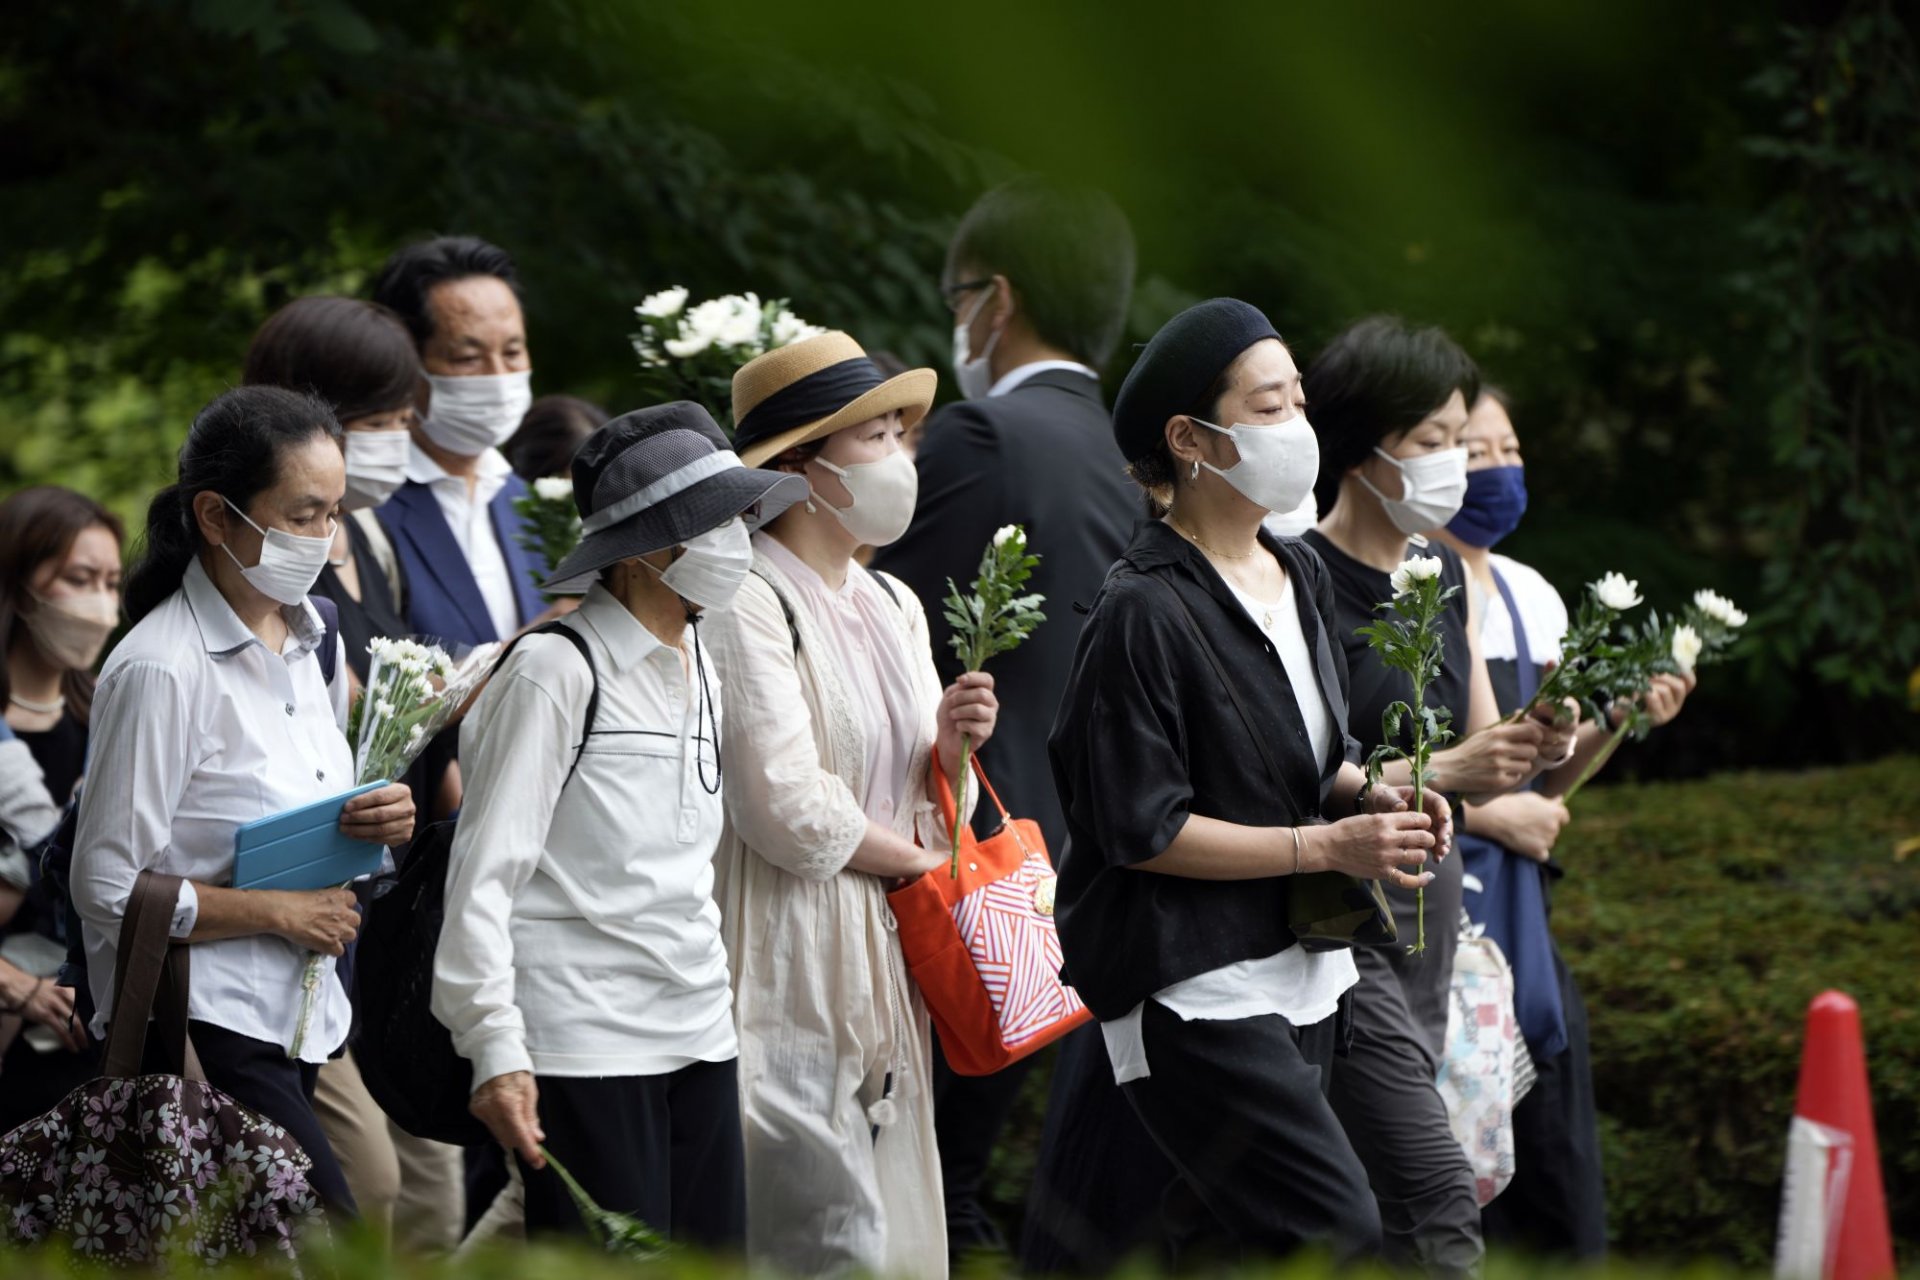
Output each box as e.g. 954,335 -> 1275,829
1554,753 -> 1919,1266
980,755 -> 1920,1269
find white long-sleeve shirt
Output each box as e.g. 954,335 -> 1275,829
433,584 -> 737,1089
73,557 -> 353,1061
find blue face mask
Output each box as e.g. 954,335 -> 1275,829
1446,465 -> 1528,547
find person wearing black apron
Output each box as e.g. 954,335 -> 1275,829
1301,316 -> 1579,1276
1044,299 -> 1454,1266
1432,386 -> 1694,1259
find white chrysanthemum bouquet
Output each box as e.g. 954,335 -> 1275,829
287,637 -> 501,1058
631,287 -> 827,430
1554,585 -> 1748,801
1359,555 -> 1458,954
513,476 -> 582,596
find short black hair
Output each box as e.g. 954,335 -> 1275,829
946,177 -> 1136,371
243,296 -> 419,423
370,236 -> 520,350
504,394 -> 608,482
1305,315 -> 1480,514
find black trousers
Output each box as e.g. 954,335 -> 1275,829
1480,943 -> 1607,1259
1120,1001 -> 1381,1266
1018,1022 -> 1176,1274
140,1020 -> 355,1214
516,1058 -> 746,1250
931,1031 -> 1039,1257
1329,947 -> 1483,1277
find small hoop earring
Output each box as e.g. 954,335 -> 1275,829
1190,459 -> 1200,481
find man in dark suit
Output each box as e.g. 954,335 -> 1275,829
872,176 -> 1138,1261
371,236 -> 549,648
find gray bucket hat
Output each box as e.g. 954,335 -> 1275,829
542,401 -> 808,593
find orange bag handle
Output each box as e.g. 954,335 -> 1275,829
931,752 -> 1013,827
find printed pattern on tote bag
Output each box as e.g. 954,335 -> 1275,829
0,1072 -> 325,1264
1435,934 -> 1522,1206
949,847 -> 1085,1047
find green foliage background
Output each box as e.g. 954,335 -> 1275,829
3,0 -> 1916,773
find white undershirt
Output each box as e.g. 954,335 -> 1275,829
408,442 -> 519,641
986,360 -> 1098,398
1101,572 -> 1359,1083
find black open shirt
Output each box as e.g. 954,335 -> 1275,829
1048,520 -> 1359,1021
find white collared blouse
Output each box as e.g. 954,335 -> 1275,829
433,584 -> 737,1089
73,557 -> 353,1062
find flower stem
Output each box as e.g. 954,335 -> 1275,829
1560,720 -> 1630,804
948,733 -> 972,879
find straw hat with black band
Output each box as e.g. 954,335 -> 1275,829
731,332 -> 936,469
542,401 -> 809,594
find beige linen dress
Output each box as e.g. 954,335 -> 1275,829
709,537 -> 962,1280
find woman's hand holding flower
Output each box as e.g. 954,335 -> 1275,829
936,672 -> 998,780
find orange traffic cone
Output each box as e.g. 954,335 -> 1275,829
1774,991 -> 1895,1280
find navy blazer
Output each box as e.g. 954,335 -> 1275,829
376,474 -> 544,646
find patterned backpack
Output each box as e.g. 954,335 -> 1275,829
0,871 -> 327,1263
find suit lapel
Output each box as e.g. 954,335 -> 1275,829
386,482 -> 498,641
490,475 -> 543,627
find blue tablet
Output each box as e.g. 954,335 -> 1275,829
232,780 -> 390,892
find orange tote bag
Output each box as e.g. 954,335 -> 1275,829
886,757 -> 1091,1075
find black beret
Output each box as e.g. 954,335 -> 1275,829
1110,298 -> 1282,462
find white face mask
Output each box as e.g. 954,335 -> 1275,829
342,429 -> 412,511
1262,489 -> 1320,539
220,498 -> 336,606
1193,415 -> 1320,515
650,518 -> 754,614
1361,446 -> 1470,535
810,449 -> 919,548
420,370 -> 533,456
23,590 -> 119,671
950,290 -> 1000,401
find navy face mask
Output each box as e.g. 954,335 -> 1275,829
1446,465 -> 1528,547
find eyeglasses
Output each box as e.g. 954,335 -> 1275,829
941,278 -> 993,315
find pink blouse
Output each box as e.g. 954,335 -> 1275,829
754,535 -> 925,826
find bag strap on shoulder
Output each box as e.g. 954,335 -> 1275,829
494,620 -> 600,786
352,508 -> 406,610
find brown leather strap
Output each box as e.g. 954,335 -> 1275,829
102,871 -> 202,1081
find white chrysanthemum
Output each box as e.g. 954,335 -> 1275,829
1390,555 -> 1444,597
1671,623 -> 1704,674
374,699 -> 395,719
770,309 -> 826,348
1591,571 -> 1643,611
715,293 -> 766,351
1693,589 -> 1747,628
635,286 -> 689,319
533,477 -> 573,502
407,724 -> 425,747
993,525 -> 1020,548
631,336 -> 667,368
663,333 -> 711,359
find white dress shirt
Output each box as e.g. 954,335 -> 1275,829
435,585 -> 737,1088
986,359 -> 1099,398
408,442 -> 520,640
73,557 -> 354,1062
1102,573 -> 1359,1084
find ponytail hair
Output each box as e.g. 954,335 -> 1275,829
123,386 -> 342,624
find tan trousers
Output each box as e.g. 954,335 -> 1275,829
312,1051 -> 466,1251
